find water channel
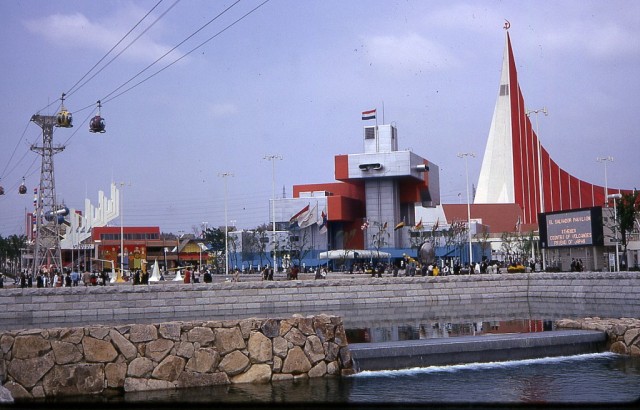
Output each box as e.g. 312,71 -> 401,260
17,297 -> 640,406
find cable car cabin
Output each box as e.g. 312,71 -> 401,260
89,115 -> 106,133
19,184 -> 27,194
56,109 -> 73,128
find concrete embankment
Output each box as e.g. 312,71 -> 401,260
350,330 -> 607,371
1,271 -> 639,331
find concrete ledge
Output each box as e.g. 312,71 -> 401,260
349,330 -> 607,371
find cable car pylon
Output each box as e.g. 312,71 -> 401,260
29,94 -> 68,276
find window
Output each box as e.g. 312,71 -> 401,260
364,127 -> 375,139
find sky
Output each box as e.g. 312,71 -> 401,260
1,0 -> 639,237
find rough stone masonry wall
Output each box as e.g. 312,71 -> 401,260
0,314 -> 353,400
556,317 -> 640,356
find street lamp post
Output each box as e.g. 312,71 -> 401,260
116,182 -> 129,282
219,172 -> 233,279
607,193 -> 622,272
597,156 -> 614,205
457,152 -> 475,272
264,154 -> 282,272
526,107 -> 548,270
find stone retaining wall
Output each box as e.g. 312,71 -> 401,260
0,314 -> 353,400
556,317 -> 640,356
1,272 -> 639,331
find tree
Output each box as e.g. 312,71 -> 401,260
287,227 -> 312,269
443,220 -> 468,262
0,234 -> 27,276
474,226 -> 491,261
370,221 -> 390,257
616,191 -> 640,269
255,224 -> 271,267
241,230 -> 261,269
203,228 -> 225,252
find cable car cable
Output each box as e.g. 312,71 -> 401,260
100,0 -> 242,104
0,120 -> 32,181
102,0 -> 269,106
65,0 -> 167,99
35,0 -> 169,115
66,0 -> 180,101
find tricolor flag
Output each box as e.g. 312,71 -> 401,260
362,109 -> 376,121
298,203 -> 318,229
414,218 -> 423,229
318,208 -> 328,234
432,218 -> 439,232
289,204 -> 310,229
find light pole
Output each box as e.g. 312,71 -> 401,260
597,156 -> 614,205
219,172 -> 233,279
457,152 -> 475,272
526,107 -> 548,270
264,154 -> 282,272
607,193 -> 622,272
116,182 -> 129,282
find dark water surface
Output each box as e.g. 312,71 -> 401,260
37,352 -> 639,407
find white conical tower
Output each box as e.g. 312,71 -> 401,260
149,260 -> 161,282
475,31 -> 515,205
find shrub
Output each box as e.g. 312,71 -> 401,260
507,264 -> 526,273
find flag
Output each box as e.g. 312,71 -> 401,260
432,218 -> 439,232
318,208 -> 328,234
298,203 -> 318,229
289,204 -> 310,229
394,221 -> 405,231
361,220 -> 369,230
382,221 -> 388,230
362,109 -> 376,121
415,218 -> 423,229
515,215 -> 522,232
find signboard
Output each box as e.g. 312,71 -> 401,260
539,207 -> 603,249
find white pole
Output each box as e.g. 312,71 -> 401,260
608,193 -> 622,272
264,155 -> 282,272
117,182 -> 127,277
458,152 -> 475,272
597,156 -> 614,205
219,173 -> 233,278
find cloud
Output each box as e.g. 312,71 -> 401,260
23,7 -> 182,63
207,102 -> 238,117
363,33 -> 459,71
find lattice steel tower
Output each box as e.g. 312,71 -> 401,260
30,113 -> 67,275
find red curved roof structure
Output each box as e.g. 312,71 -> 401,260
475,31 -> 630,225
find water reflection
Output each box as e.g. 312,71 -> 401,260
346,319 -> 555,343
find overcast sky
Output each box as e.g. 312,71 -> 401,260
1,0 -> 638,237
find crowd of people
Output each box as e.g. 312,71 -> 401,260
9,268 -> 112,288
1,257 -> 547,289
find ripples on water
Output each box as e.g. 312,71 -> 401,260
349,353 -> 640,404
84,353 -> 638,406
